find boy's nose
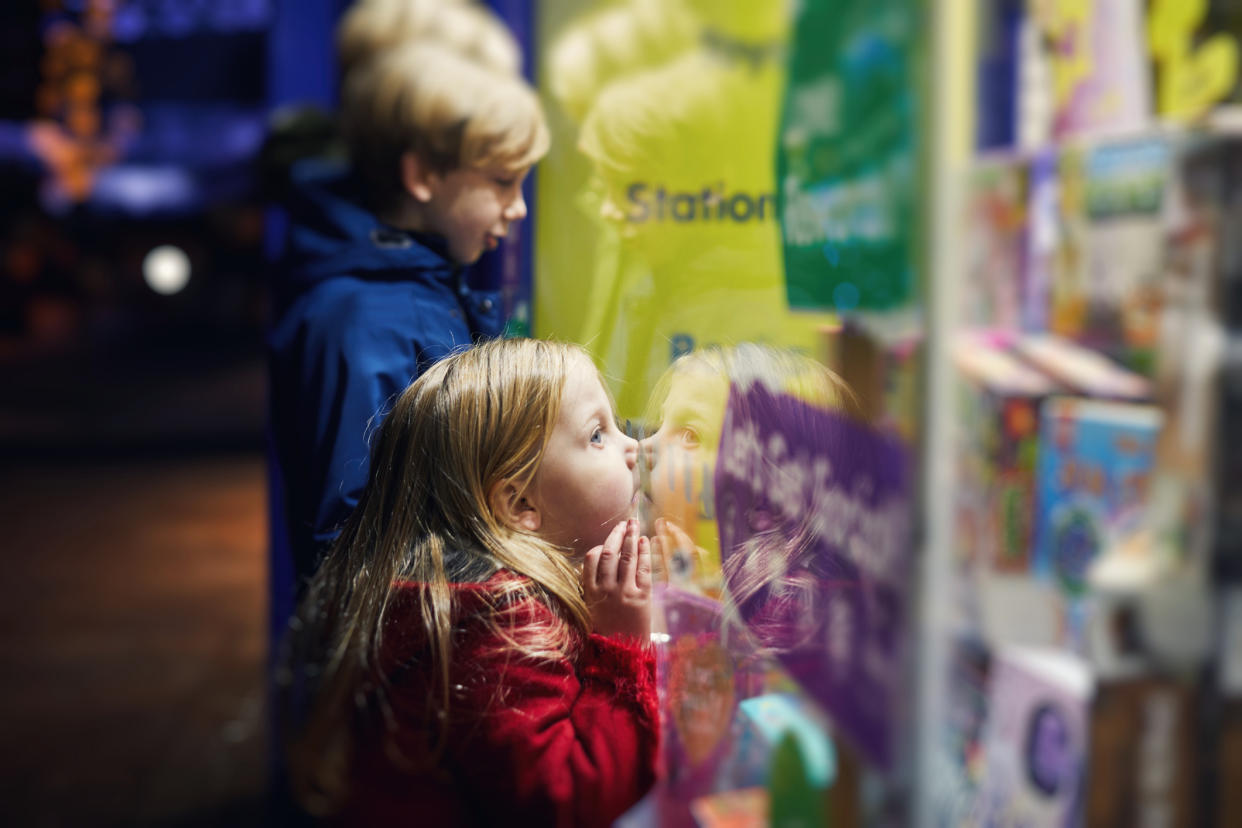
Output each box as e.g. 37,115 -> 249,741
505,193 -> 527,222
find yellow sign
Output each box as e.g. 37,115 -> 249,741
534,0 -> 835,421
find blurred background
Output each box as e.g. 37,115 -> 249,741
0,1 -> 333,824
1,0 -> 1240,825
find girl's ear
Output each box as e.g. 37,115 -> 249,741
488,479 -> 542,532
400,151 -> 436,203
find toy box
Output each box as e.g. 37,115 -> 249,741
954,336 -> 1060,572
1033,396 -> 1161,600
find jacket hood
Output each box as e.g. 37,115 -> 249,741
279,159 -> 460,291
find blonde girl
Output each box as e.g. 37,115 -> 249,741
284,338 -> 658,826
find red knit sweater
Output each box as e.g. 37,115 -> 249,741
338,571 -> 660,827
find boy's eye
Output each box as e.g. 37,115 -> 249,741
494,176 -> 517,189
677,427 -> 700,448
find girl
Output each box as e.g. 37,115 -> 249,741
283,338 -> 658,827
640,343 -> 864,604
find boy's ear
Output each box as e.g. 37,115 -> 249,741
488,479 -> 541,532
399,151 -> 436,203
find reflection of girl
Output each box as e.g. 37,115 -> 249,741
641,344 -> 867,824
641,344 -> 864,655
283,339 -> 657,826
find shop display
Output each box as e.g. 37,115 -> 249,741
1046,145 -> 1093,343
963,157 -> 1028,330
1148,0 -> 1242,121
529,1 -> 1242,823
1038,0 -> 1152,140
975,647 -> 1092,826
953,337 -> 1057,572
932,637 -> 993,824
1010,333 -> 1151,400
941,5 -> 1241,816
1032,397 -> 1162,650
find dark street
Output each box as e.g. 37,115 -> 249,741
0,452 -> 268,825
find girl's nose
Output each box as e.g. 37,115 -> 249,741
624,433 -> 640,468
638,435 -> 658,471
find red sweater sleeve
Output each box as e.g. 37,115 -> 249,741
436,597 -> 659,828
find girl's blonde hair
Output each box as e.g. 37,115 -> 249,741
285,338 -> 593,815
336,0 -> 522,81
644,343 -> 864,429
341,40 -> 550,211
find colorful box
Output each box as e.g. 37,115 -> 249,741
975,647 -> 1093,826
1033,396 -> 1162,599
954,336 -> 1059,572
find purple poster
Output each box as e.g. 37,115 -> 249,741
714,382 -> 910,769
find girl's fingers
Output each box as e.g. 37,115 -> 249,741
664,519 -> 702,575
634,535 -> 652,592
665,518 -> 695,550
582,545 -> 601,591
595,520 -> 626,588
616,519 -> 639,588
650,534 -> 670,583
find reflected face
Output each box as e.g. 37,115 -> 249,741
640,369 -> 729,532
426,165 -> 530,264
530,356 -> 640,557
595,177 -> 640,242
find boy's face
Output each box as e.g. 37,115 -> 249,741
424,165 -> 530,264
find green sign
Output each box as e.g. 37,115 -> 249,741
777,0 -> 921,312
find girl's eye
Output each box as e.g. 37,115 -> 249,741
677,427 -> 700,448
590,427 -> 604,445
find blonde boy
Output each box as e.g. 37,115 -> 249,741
270,41 -> 550,584
341,42 -> 546,262
336,0 -> 522,81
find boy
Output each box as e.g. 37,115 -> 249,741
269,42 -> 549,587
336,0 -> 521,81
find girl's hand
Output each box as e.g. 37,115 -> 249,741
582,519 -> 652,641
651,517 -> 704,587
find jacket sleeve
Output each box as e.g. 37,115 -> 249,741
296,290 -> 419,553
441,598 -> 660,828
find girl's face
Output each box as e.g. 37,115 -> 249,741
529,356 -> 640,557
640,369 -> 729,533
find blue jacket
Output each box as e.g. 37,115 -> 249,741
268,161 -> 503,583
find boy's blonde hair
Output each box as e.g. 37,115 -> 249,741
336,0 -> 522,81
341,41 -> 549,210
286,338 -> 594,814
